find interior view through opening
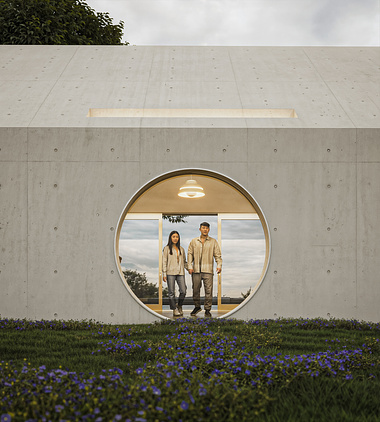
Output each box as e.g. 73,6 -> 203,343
117,173 -> 268,318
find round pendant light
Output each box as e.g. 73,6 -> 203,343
178,178 -> 205,198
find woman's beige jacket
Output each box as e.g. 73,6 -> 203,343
162,245 -> 188,277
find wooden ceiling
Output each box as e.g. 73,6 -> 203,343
129,175 -> 256,214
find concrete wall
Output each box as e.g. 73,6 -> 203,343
1,46 -> 379,323
1,126 -> 379,323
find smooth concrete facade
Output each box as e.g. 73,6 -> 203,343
0,46 -> 379,323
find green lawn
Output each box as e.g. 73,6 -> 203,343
0,317 -> 379,421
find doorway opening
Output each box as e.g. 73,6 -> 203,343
115,170 -> 270,318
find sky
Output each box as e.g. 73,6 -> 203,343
86,0 -> 379,46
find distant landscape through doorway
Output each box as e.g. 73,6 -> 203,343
116,170 -> 270,318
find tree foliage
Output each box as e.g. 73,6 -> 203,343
241,287 -> 252,299
0,0 -> 125,45
123,269 -> 158,298
123,269 -> 168,299
163,215 -> 189,224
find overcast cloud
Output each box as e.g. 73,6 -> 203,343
86,0 -> 379,46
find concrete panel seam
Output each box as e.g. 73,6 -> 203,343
227,50 -> 245,109
355,128 -> 358,314
302,48 -> 357,128
26,160 -> 141,163
142,49 -> 157,119
227,49 -> 249,130
26,129 -> 29,316
28,47 -> 79,128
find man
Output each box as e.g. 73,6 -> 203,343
187,222 -> 222,318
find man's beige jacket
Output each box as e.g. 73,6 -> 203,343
187,236 -> 222,274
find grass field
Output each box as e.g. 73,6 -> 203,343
0,317 -> 379,421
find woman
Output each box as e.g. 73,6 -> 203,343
162,231 -> 187,317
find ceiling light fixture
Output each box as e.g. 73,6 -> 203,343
178,178 -> 205,198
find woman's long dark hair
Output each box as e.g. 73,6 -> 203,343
167,231 -> 181,255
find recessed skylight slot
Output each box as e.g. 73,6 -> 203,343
87,108 -> 297,118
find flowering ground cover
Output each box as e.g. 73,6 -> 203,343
0,317 -> 379,421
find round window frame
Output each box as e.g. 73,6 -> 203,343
114,168 -> 271,319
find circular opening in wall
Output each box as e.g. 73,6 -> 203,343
115,169 -> 270,319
